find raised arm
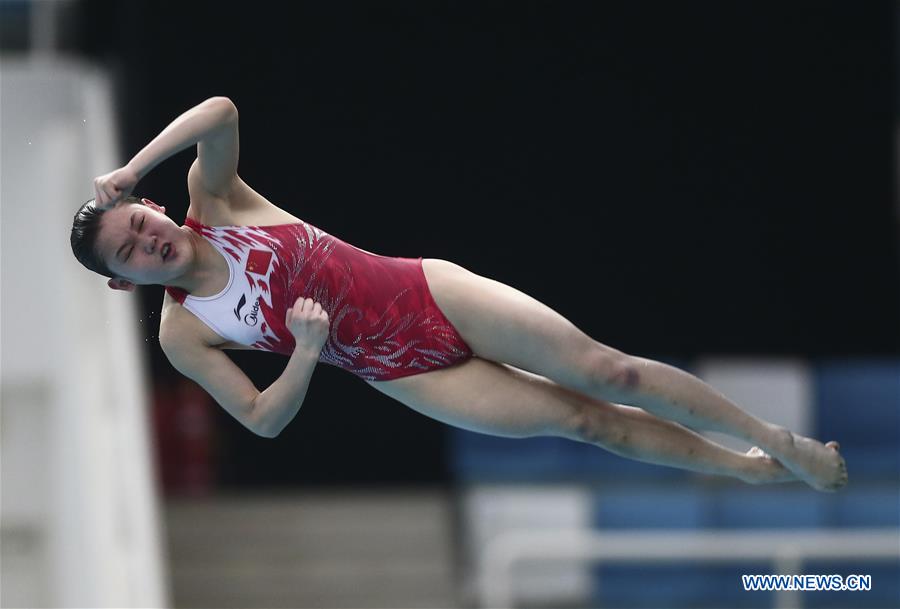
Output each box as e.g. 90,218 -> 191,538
93,96 -> 238,207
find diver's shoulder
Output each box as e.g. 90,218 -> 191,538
160,290 -> 248,351
159,292 -> 213,349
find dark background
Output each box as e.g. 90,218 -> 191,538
75,1 -> 897,488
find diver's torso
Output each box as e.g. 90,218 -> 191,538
160,178 -> 302,350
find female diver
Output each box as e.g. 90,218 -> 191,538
72,97 -> 847,491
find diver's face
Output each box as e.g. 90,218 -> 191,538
96,201 -> 187,285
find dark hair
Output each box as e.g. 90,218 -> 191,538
70,195 -> 142,278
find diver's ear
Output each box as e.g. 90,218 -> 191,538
141,197 -> 166,214
107,277 -> 136,292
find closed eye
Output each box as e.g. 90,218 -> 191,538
124,216 -> 145,261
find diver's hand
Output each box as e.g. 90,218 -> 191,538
93,165 -> 139,209
285,297 -> 329,354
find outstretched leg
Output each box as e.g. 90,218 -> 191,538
574,399 -> 798,485
583,355 -> 847,491
419,258 -> 848,491
367,358 -> 796,485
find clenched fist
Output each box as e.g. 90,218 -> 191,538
93,165 -> 139,209
285,297 -> 329,354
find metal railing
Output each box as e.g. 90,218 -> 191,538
479,527 -> 900,609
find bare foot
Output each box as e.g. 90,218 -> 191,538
743,446 -> 797,484
769,431 -> 848,492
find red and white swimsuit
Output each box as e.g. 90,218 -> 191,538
165,217 -> 473,381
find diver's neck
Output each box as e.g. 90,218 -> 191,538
169,229 -> 227,296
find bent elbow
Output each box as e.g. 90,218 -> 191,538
210,96 -> 238,119
248,395 -> 278,438
256,426 -> 280,439
252,418 -> 281,438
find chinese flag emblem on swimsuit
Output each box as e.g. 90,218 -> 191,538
245,249 -> 272,275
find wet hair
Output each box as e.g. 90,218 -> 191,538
70,195 -> 143,278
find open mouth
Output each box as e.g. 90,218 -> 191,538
161,242 -> 172,261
